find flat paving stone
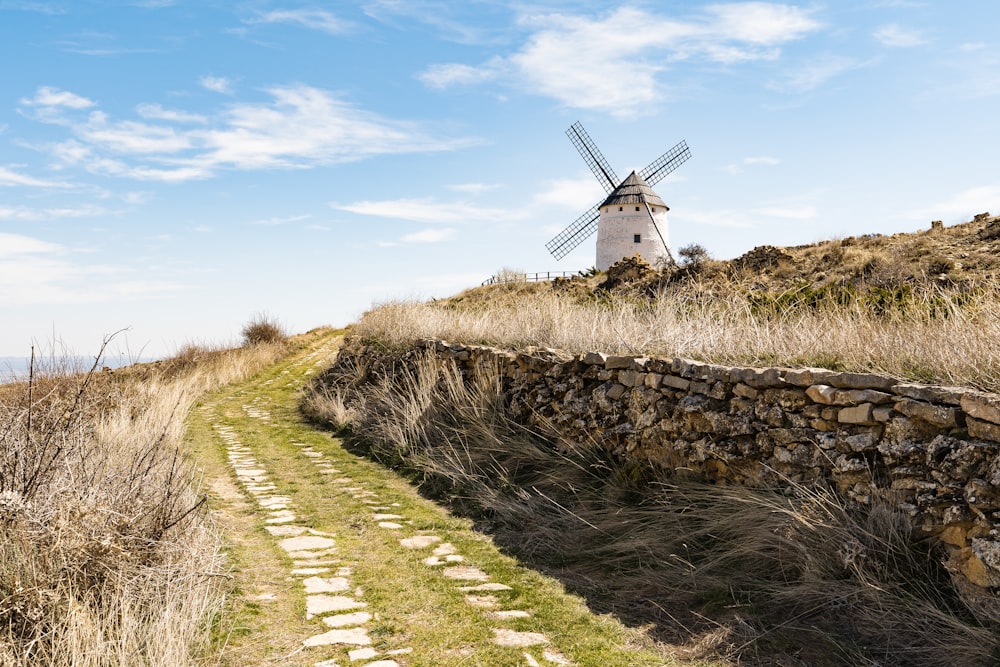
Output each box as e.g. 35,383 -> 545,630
265,525 -> 307,536
302,576 -> 350,593
542,649 -> 574,665
442,566 -> 490,581
305,595 -> 366,619
458,583 -> 513,592
432,543 -> 457,556
378,522 -> 403,530
278,536 -> 336,552
302,627 -> 371,647
400,535 -> 441,549
492,629 -> 548,647
363,662 -> 399,667
322,611 -> 372,628
347,647 -> 378,661
491,610 -> 532,619
371,513 -> 403,520
287,548 -> 338,560
292,567 -> 331,576
465,594 -> 497,608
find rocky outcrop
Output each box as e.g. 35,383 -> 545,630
325,337 -> 1000,592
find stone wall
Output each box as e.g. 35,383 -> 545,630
328,337 -> 1000,591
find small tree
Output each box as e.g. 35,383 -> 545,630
241,313 -> 286,346
678,243 -> 711,269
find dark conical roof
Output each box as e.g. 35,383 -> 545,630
599,171 -> 667,209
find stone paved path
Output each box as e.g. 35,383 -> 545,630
189,332 -> 665,667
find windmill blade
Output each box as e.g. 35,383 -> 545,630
639,140 -> 691,187
546,204 -> 600,260
566,121 -> 619,193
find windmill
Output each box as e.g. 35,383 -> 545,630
545,121 -> 691,271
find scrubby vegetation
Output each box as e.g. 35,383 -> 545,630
240,312 -> 287,347
354,216 -> 1000,393
0,332 -> 288,666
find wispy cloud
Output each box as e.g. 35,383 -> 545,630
199,75 -> 234,94
906,184 -> 1000,222
400,227 -> 457,243
246,8 -> 350,34
447,182 -> 502,194
755,205 -> 816,219
768,54 -> 864,93
332,197 -> 525,223
21,86 -> 95,109
0,204 -> 106,221
136,103 -> 206,123
874,24 -> 926,48
0,165 -> 70,188
418,4 -> 822,117
0,232 -> 61,258
249,214 -> 311,226
21,84 -> 471,182
533,176 -> 604,209
723,155 -> 781,174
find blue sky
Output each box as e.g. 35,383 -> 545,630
2,1 -> 999,358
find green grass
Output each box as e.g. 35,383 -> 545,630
187,329 -> 687,666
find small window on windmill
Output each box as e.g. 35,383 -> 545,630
635,206 -> 640,211
633,234 -> 641,243
618,206 -> 623,212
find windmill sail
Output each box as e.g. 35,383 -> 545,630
566,121 -> 618,193
545,205 -> 600,260
639,140 -> 691,187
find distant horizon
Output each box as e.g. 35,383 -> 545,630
0,354 -> 156,382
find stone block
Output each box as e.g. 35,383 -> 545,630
644,373 -> 663,389
606,355 -> 637,370
892,383 -> 969,406
733,383 -> 759,399
806,384 -> 837,405
744,368 -> 785,389
660,374 -> 690,391
827,372 -> 897,391
893,398 -> 958,428
873,406 -> 894,422
606,383 -> 627,401
961,393 -> 1000,426
618,370 -> 646,388
967,418 -> 1000,443
838,403 -> 875,425
581,351 -> 607,365
834,389 -> 894,406
783,367 -> 840,387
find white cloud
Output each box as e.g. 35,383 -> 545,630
26,84 -> 470,182
418,61 -> 502,89
906,184 -> 1000,222
769,54 -> 863,93
21,86 -> 95,109
0,204 -> 106,221
400,228 -> 457,243
723,155 -> 781,174
419,4 -> 821,116
247,9 -> 349,34
533,176 -> 605,209
447,182 -> 502,194
200,76 -> 234,94
249,214 -> 311,226
333,197 -> 525,223
874,24 -> 926,48
0,165 -> 70,188
136,103 -> 207,123
0,232 -> 62,258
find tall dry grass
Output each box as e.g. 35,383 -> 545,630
353,283 -> 1000,392
308,352 -> 1000,666
0,339 -> 287,666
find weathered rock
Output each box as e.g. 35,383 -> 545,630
894,398 -> 958,428
838,403 -> 875,425
962,393 -> 1000,426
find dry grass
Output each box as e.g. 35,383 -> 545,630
0,338 -> 287,666
309,352 -> 1000,667
353,281 -> 1000,392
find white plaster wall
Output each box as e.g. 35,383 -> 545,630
595,205 -> 670,271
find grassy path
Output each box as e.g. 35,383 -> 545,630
186,330 -> 689,667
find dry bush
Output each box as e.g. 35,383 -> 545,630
315,352 -> 999,666
353,283 -> 1000,392
0,338 -> 284,665
241,313 -> 287,347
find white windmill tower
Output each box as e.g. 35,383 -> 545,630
546,121 -> 691,271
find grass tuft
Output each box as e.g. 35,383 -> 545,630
241,313 -> 287,347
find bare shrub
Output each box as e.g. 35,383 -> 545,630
0,337 -> 285,665
317,352 -> 1000,666
241,313 -> 286,347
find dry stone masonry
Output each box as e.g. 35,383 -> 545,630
330,337 -> 1000,593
